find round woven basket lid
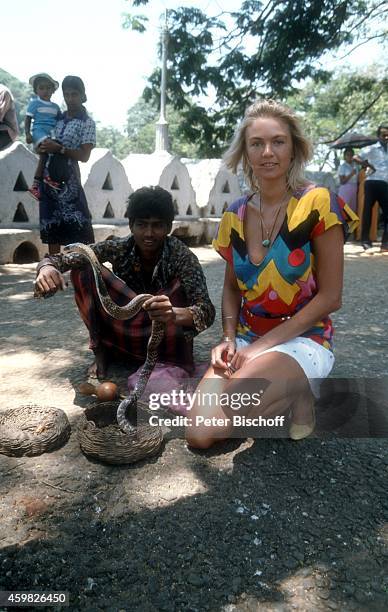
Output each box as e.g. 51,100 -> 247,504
78,400 -> 163,465
0,405 -> 71,457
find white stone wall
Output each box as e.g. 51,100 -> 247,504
305,170 -> 337,192
0,229 -> 45,263
184,159 -> 241,217
0,143 -> 338,263
0,142 -> 38,226
80,148 -> 133,221
122,151 -> 199,217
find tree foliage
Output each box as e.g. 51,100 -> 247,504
125,0 -> 388,156
0,67 -> 201,159
288,66 -> 387,168
96,125 -> 132,159
125,98 -> 202,158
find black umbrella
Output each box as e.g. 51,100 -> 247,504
330,132 -> 377,149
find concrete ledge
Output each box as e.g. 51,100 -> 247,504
0,218 -> 217,263
0,229 -> 45,263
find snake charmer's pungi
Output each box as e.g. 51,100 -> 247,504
35,186 -> 215,380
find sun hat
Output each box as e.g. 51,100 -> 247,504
29,73 -> 59,91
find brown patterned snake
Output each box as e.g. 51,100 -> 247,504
63,242 -> 165,434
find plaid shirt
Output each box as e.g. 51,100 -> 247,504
38,235 -> 215,339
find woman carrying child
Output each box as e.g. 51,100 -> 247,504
37,75 -> 95,255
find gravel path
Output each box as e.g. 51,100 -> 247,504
0,244 -> 387,611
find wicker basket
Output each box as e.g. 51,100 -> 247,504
78,400 -> 163,465
0,405 -> 71,457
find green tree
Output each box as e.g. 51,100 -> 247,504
124,0 -> 388,156
126,98 -> 157,153
126,97 -> 201,157
287,66 -> 388,168
96,125 -> 132,159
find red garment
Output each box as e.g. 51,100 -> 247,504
71,265 -> 195,373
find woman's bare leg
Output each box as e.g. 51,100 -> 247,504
290,388 -> 315,425
185,351 -> 312,449
185,365 -> 231,448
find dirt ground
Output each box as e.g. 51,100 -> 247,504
0,244 -> 388,612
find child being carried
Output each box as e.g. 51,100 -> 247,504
25,72 -> 62,200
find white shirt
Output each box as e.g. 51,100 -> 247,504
338,161 -> 358,184
360,142 -> 388,183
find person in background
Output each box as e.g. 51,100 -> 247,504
354,125 -> 388,252
25,73 -> 62,200
337,147 -> 359,213
36,75 -> 95,255
0,84 -> 19,150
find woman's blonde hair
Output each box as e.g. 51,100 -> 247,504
224,99 -> 313,192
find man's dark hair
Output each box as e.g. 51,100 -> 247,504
126,186 -> 175,225
377,125 -> 388,137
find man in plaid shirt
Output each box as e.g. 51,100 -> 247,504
35,186 -> 215,378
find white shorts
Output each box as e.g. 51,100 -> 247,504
235,336 -> 335,398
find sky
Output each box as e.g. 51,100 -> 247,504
2,0 -> 386,133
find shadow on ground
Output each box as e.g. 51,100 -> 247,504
1,437 -> 388,611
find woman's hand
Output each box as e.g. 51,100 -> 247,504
142,295 -> 176,323
211,340 -> 236,372
38,139 -> 61,154
35,265 -> 66,296
228,341 -> 266,373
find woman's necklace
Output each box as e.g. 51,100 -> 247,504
259,191 -> 289,248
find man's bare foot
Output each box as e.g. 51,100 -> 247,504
88,348 -> 109,379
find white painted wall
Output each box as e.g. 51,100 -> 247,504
184,159 -> 241,216
306,170 -> 337,192
0,142 -> 38,226
122,151 -> 198,217
0,142 -> 340,263
80,148 -> 133,221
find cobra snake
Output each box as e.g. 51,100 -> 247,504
63,242 -> 165,434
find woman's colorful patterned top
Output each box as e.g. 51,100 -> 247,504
212,185 -> 359,350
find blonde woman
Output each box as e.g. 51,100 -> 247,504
186,99 -> 358,449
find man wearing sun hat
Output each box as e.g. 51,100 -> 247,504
25,72 -> 62,199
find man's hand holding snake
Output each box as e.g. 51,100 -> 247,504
142,295 -> 176,323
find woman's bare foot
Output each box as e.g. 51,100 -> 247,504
88,348 -> 109,379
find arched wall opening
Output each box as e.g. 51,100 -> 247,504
13,241 -> 40,264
